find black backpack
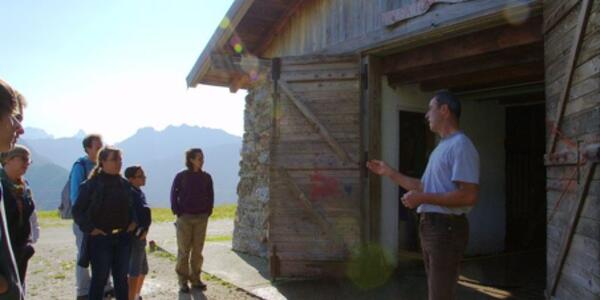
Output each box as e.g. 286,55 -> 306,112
58,159 -> 89,219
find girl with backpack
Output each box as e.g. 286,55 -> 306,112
73,146 -> 136,300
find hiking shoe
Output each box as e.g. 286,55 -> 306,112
103,288 -> 115,298
179,284 -> 191,294
192,281 -> 207,291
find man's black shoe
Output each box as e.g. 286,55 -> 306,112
192,281 -> 207,291
76,296 -> 88,300
179,284 -> 191,294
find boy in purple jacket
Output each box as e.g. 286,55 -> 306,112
170,148 -> 213,293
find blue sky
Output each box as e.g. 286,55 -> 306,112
0,0 -> 245,143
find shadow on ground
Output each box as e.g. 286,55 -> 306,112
177,290 -> 207,300
234,249 -> 546,300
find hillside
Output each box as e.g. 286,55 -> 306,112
20,126 -> 241,209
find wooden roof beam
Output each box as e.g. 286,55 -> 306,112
418,61 -> 545,92
387,42 -> 543,87
382,16 -> 543,74
229,73 -> 249,93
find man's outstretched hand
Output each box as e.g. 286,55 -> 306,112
366,159 -> 392,177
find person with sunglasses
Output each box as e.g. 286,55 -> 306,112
73,147 -> 136,300
0,78 -> 26,300
124,166 -> 151,300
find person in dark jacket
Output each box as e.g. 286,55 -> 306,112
0,79 -> 26,300
73,146 -> 136,300
124,166 -> 151,300
0,145 -> 35,292
170,148 -> 213,293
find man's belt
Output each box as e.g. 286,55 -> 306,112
420,212 -> 466,222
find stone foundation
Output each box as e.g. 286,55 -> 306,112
232,83 -> 272,257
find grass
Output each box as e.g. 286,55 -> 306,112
36,211 -> 71,228
152,204 -> 237,222
37,204 -> 237,227
150,248 -> 177,262
205,234 -> 233,242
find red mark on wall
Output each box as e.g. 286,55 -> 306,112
310,171 -> 341,200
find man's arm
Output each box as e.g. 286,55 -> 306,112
69,162 -> 86,205
366,159 -> 422,191
401,181 -> 479,209
170,174 -> 180,216
72,182 -> 94,233
207,174 -> 214,216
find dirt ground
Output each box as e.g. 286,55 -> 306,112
26,223 -> 259,300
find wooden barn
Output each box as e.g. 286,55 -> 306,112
186,0 -> 599,298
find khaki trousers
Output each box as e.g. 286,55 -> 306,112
175,213 -> 209,286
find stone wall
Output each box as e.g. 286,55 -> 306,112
232,82 -> 273,257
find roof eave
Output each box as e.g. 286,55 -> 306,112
186,0 -> 255,88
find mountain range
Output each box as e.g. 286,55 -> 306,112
20,125 -> 242,210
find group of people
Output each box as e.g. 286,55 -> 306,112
0,78 -> 215,300
68,135 -> 153,300
68,136 -> 214,300
1,75 -> 479,300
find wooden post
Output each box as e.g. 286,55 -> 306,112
269,245 -> 280,279
548,162 -> 597,296
366,55 -> 382,244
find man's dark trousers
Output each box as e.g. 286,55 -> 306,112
419,213 -> 469,300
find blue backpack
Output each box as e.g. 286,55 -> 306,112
58,159 -> 89,219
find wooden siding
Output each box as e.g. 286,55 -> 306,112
262,0 -> 540,57
544,0 -> 600,298
268,55 -> 362,277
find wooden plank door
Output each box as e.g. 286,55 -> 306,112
268,55 -> 362,277
543,0 -> 599,297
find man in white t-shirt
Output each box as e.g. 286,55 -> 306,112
367,90 -> 480,300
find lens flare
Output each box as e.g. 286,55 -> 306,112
234,43 -> 243,53
346,243 -> 394,290
219,17 -> 231,29
240,55 -> 259,73
249,70 -> 259,82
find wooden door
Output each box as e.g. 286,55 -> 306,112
505,104 -> 546,251
543,0 -> 599,297
268,55 -> 362,277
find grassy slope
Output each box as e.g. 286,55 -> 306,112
37,204 -> 237,228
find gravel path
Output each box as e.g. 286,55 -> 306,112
26,220 -> 257,300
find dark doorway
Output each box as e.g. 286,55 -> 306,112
505,103 -> 546,251
398,110 -> 435,252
